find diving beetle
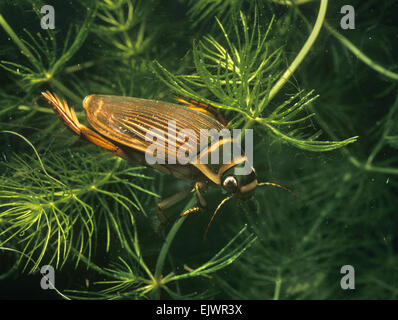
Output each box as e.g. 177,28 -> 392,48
41,92 -> 291,233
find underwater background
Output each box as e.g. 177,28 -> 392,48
0,0 -> 397,299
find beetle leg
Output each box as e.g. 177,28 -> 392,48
156,182 -> 207,221
41,91 -> 128,159
180,206 -> 200,217
78,125 -> 128,159
194,181 -> 207,208
153,189 -> 194,239
156,188 -> 193,222
179,182 -> 207,217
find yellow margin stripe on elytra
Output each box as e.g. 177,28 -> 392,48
176,97 -> 216,119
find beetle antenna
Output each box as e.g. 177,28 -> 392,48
203,195 -> 232,241
257,181 -> 299,198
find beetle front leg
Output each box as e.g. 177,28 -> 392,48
156,188 -> 193,222
180,182 -> 207,217
155,188 -> 194,238
194,181 -> 207,208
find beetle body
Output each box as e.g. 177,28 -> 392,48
42,92 -> 258,205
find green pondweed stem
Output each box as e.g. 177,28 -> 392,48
153,197 -> 194,298
268,0 -> 328,102
324,21 -> 398,81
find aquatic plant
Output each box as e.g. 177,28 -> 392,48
0,0 -> 397,299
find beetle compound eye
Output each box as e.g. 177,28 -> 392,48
222,175 -> 238,194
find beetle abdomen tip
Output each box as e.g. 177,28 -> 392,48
83,95 -> 94,110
